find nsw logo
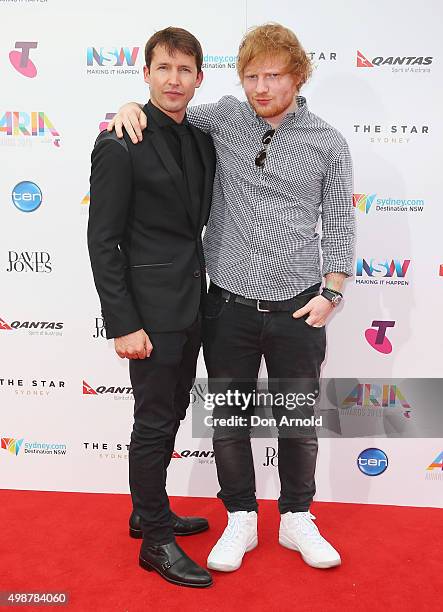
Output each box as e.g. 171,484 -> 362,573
355,258 -> 410,287
357,448 -> 388,476
86,47 -> 140,75
87,47 -> 139,67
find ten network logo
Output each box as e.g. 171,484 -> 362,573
9,42 -> 38,78
365,320 -> 395,354
356,50 -> 433,71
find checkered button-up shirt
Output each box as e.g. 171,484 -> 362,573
187,95 -> 355,300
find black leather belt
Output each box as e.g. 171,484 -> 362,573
209,282 -> 320,312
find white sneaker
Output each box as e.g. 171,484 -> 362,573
279,511 -> 341,569
207,511 -> 258,572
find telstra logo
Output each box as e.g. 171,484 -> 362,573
365,320 -> 395,354
9,42 -> 38,78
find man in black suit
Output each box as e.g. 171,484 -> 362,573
87,27 -> 215,588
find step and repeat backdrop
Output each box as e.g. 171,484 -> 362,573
1,0 -> 442,507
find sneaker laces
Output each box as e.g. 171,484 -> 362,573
216,513 -> 249,552
287,512 -> 328,548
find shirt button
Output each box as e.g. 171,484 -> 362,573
193,270 -> 201,278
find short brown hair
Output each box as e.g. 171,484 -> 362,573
237,23 -> 312,88
144,26 -> 203,73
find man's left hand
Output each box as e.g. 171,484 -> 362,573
292,295 -> 333,327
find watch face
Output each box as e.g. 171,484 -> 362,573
332,294 -> 343,306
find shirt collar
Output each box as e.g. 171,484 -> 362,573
145,99 -> 188,128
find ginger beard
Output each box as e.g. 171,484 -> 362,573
242,54 -> 301,122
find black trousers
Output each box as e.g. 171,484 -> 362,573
202,290 -> 326,514
128,316 -> 201,546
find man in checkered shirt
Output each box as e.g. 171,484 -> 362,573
110,23 -> 355,574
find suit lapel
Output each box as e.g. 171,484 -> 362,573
146,107 -> 196,229
150,130 -> 196,218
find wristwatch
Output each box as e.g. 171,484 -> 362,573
321,288 -> 343,307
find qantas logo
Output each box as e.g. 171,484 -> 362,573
82,380 -> 133,396
357,50 -> 373,68
83,380 -> 97,395
0,317 -> 63,331
172,449 -> 215,459
357,50 -> 433,68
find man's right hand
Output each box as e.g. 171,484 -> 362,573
107,102 -> 146,144
114,329 -> 153,359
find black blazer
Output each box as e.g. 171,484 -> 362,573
87,104 -> 215,338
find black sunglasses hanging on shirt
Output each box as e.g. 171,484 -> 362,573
255,129 -> 275,168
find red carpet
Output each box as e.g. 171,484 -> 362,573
1,490 -> 442,611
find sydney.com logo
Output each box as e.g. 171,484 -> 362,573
353,193 -> 425,214
1,436 -> 67,456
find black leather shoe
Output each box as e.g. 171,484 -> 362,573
129,511 -> 209,539
139,540 -> 213,588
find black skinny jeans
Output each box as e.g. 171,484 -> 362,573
203,288 -> 326,514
